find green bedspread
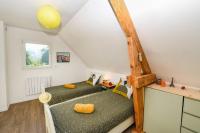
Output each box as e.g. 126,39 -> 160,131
50,90 -> 133,133
45,81 -> 103,105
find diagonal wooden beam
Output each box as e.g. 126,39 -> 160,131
109,0 -> 134,37
108,0 -> 156,132
127,37 -> 142,77
108,0 -> 151,75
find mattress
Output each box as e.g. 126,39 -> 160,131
50,90 -> 133,133
45,81 -> 104,105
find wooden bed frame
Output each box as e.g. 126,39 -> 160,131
108,0 -> 156,132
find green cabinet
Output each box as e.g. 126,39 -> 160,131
144,88 -> 183,133
182,113 -> 200,132
182,98 -> 200,133
181,127 -> 194,133
184,98 -> 200,117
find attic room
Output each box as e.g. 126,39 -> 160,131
0,0 -> 199,133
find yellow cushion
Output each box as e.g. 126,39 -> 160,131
64,84 -> 76,89
86,77 -> 93,86
74,103 -> 94,114
86,80 -> 93,86
112,79 -> 128,98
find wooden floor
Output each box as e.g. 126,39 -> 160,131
0,100 -> 45,133
0,100 -> 133,133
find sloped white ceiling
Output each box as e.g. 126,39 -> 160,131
125,0 -> 200,88
60,0 -> 200,88
59,0 -> 130,74
0,0 -> 88,32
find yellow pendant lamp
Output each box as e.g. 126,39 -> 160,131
37,5 -> 61,29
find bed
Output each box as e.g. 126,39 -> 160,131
45,81 -> 104,105
44,90 -> 134,133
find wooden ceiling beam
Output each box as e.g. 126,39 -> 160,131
108,0 -> 151,75
109,0 -> 134,37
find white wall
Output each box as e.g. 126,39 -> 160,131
87,68 -> 127,84
125,0 -> 200,89
60,0 -> 200,89
6,26 -> 87,104
0,21 -> 8,111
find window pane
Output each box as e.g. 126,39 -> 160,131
25,43 -> 49,67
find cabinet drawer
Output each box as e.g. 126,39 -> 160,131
181,127 -> 194,133
184,98 -> 200,117
182,113 -> 200,133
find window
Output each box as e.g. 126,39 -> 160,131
24,42 -> 50,68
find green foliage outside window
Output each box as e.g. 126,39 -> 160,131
25,43 -> 50,68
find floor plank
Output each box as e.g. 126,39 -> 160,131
0,99 -> 133,133
0,100 -> 45,133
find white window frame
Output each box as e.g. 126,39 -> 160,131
22,41 -> 52,69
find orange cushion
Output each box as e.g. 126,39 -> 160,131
64,84 -> 76,89
74,103 -> 94,114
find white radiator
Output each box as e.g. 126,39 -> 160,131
25,76 -> 52,96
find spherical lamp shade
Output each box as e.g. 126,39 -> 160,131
37,5 -> 61,29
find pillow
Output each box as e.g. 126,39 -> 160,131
113,78 -> 133,99
86,76 -> 93,86
86,73 -> 102,86
125,84 -> 133,99
74,103 -> 94,114
95,75 -> 102,85
64,84 -> 76,89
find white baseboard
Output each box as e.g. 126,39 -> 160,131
0,105 -> 9,112
10,94 -> 40,104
